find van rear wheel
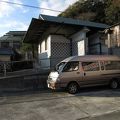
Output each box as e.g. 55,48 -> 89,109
67,82 -> 79,94
110,80 -> 118,89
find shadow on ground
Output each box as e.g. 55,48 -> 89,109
1,86 -> 120,98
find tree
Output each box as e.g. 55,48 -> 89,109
105,0 -> 120,24
20,43 -> 33,53
59,0 -> 120,25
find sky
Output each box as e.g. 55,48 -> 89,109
0,0 -> 78,37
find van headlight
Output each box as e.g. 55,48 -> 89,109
51,77 -> 60,82
49,77 -> 60,82
52,77 -> 57,81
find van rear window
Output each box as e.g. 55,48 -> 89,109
82,62 -> 99,71
104,61 -> 120,70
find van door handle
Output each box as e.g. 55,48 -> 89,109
76,72 -> 80,74
84,73 -> 86,76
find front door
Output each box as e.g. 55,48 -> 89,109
59,61 -> 82,88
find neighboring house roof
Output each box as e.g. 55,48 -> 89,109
0,48 -> 14,55
0,31 -> 26,41
24,14 -> 109,43
7,31 -> 26,35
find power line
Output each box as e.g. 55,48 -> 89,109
0,1 -> 63,13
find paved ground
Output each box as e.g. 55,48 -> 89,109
0,87 -> 120,120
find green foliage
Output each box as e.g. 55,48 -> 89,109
105,0 -> 120,24
59,0 -> 120,25
20,43 -> 33,53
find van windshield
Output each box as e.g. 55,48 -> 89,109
56,62 -> 66,73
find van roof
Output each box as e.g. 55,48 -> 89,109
61,55 -> 120,62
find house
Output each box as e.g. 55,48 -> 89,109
0,48 -> 14,61
0,31 -> 26,51
105,22 -> 120,55
24,14 -> 109,70
0,48 -> 21,61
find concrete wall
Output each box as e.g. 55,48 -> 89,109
107,24 -> 120,55
0,73 -> 48,91
71,30 -> 88,56
88,33 -> 102,54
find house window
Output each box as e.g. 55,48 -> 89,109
13,41 -> 21,49
1,42 -> 9,48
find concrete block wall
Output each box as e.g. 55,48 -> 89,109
51,35 -> 71,68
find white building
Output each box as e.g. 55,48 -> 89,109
24,14 -> 109,70
105,22 -> 120,55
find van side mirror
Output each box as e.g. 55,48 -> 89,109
54,67 -> 56,71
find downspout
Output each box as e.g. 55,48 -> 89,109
70,38 -> 73,56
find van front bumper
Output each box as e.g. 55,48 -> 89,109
47,81 -> 61,89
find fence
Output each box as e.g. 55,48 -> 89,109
0,60 -> 34,77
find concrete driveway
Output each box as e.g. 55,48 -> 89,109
0,87 -> 120,120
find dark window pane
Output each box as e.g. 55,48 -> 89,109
1,42 -> 9,48
13,41 -> 21,49
45,39 -> 47,50
63,61 -> 79,72
105,61 -> 120,70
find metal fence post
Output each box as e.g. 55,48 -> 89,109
3,62 -> 7,77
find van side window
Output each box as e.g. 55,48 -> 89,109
82,62 -> 99,71
100,61 -> 105,70
62,61 -> 79,72
104,61 -> 120,70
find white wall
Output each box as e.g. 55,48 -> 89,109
38,34 -> 71,69
108,25 -> 120,55
38,35 -> 51,69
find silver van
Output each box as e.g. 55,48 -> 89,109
47,55 -> 120,94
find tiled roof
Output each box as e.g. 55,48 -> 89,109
39,14 -> 109,29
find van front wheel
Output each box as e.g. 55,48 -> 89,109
110,80 -> 118,89
67,82 -> 79,94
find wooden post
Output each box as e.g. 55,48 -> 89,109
32,44 -> 34,58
